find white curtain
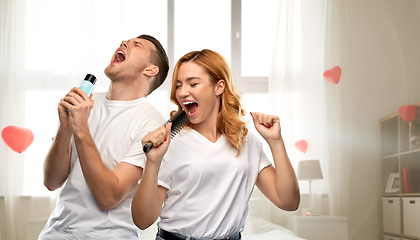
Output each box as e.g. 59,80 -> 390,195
0,1 -> 168,239
269,0 -> 348,217
323,0 -> 351,219
1,1 -> 28,239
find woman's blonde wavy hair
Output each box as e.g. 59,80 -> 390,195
170,49 -> 248,155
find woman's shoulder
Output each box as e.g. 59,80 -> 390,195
242,131 -> 266,152
245,131 -> 259,142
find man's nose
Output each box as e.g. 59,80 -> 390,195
120,41 -> 128,48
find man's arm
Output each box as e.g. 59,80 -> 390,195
43,97 -> 75,191
43,126 -> 72,191
74,129 -> 143,210
61,87 -> 143,210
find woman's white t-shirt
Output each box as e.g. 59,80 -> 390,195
157,129 -> 272,239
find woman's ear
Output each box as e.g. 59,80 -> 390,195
215,79 -> 226,96
143,66 -> 159,77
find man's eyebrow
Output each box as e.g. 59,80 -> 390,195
133,39 -> 144,47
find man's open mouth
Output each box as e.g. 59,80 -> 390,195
112,50 -> 126,63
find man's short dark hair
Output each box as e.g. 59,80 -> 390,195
137,35 -> 169,94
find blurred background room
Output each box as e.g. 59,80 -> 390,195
1,0 -> 420,240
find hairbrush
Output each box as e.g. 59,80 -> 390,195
143,110 -> 189,153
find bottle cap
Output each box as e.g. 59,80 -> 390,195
84,74 -> 97,85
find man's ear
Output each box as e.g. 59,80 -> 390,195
143,66 -> 159,77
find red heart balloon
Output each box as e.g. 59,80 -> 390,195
398,105 -> 417,123
1,126 -> 34,153
324,66 -> 342,84
295,139 -> 308,153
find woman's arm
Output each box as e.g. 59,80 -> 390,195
132,162 -> 167,230
131,123 -> 172,230
251,112 -> 300,211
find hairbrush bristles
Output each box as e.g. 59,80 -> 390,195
143,110 -> 189,153
168,111 -> 189,139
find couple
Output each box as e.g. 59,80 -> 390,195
39,34 -> 300,240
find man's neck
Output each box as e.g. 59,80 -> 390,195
106,80 -> 148,101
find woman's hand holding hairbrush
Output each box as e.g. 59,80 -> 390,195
142,110 -> 189,161
141,123 -> 172,163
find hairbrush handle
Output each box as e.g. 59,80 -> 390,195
143,141 -> 154,154
143,111 -> 189,153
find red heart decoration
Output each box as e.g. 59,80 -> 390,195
398,105 -> 417,123
324,66 -> 342,84
1,126 -> 34,153
295,139 -> 308,153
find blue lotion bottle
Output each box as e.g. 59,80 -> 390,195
67,74 -> 97,113
79,74 -> 97,96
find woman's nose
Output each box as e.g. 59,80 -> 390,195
178,86 -> 189,98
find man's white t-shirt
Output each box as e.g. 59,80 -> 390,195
39,93 -> 165,240
157,129 -> 272,239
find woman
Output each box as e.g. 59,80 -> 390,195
132,49 -> 300,240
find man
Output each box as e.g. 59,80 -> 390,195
39,35 -> 169,239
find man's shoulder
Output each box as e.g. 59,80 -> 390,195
139,98 -> 166,121
92,92 -> 106,100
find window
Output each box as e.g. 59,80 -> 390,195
24,0 -> 167,84
21,0 -> 276,196
174,0 -> 231,64
241,0 -> 272,77
231,0 -> 271,93
24,91 -> 67,196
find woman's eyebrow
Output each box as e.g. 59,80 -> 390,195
177,77 -> 200,82
186,77 -> 200,81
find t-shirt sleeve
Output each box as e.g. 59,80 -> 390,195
157,157 -> 171,190
258,145 -> 272,173
248,132 -> 272,173
121,107 -> 165,169
120,135 -> 147,169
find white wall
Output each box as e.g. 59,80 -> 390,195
339,0 -> 420,239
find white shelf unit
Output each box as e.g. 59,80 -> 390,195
380,102 -> 420,240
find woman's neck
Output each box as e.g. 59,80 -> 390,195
192,115 -> 222,143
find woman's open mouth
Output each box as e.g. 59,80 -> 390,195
183,101 -> 198,116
